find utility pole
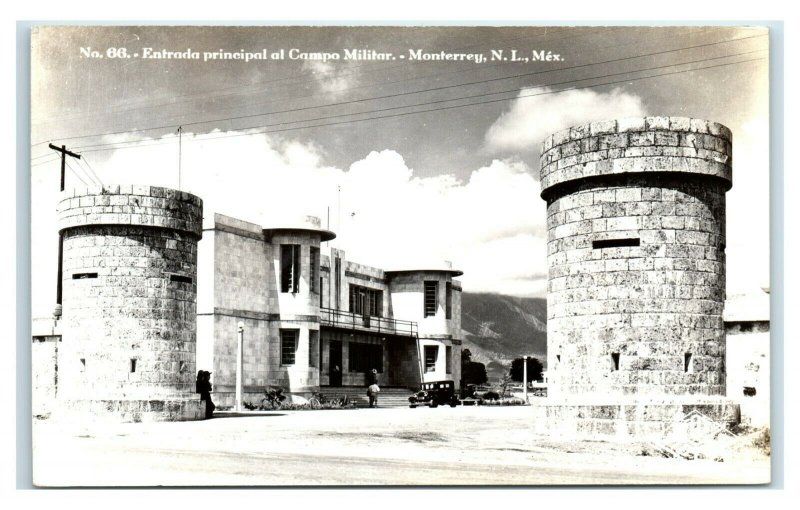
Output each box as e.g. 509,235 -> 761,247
48,144 -> 81,316
48,143 -> 81,193
177,126 -> 182,190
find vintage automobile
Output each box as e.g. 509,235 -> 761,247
408,380 -> 461,408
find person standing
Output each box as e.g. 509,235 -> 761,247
367,381 -> 380,408
196,370 -> 215,418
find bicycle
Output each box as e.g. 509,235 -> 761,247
260,387 -> 287,410
307,391 -> 326,410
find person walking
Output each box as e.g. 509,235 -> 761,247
367,382 -> 380,408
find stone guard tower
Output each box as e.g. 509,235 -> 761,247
537,117 -> 739,437
57,185 -> 205,421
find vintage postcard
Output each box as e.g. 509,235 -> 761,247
30,25 -> 770,486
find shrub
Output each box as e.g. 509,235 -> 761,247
752,427 -> 771,456
480,397 -> 526,406
482,391 -> 500,401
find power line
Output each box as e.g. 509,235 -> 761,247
72,49 -> 766,153
33,26 -> 589,126
76,156 -> 103,187
39,33 -> 766,148
32,27 -> 716,162
75,54 -> 765,155
65,159 -> 89,186
81,156 -> 104,187
236,26 -> 719,115
31,155 -> 60,167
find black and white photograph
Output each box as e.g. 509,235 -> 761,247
28,24 -> 772,486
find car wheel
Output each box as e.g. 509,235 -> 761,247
430,399 -> 438,408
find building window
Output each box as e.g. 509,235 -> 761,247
424,281 -> 438,317
309,330 -> 319,368
349,285 -> 383,317
424,345 -> 438,372
280,245 -> 301,293
611,353 -> 620,371
310,247 -> 320,293
130,358 -> 137,373
349,342 -> 383,373
445,282 -> 453,319
319,277 -> 324,307
684,353 -> 693,373
79,358 -> 86,372
280,329 -> 298,365
445,346 -> 452,374
334,257 -> 341,309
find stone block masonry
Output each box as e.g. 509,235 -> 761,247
55,185 -> 205,421
539,117 -> 733,405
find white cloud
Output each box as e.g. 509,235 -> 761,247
725,116 -> 770,294
484,86 -> 646,154
30,131 -> 549,317
302,60 -> 358,96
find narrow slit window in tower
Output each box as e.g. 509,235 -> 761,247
684,353 -> 693,373
592,238 -> 641,249
611,353 -> 620,371
72,272 -> 98,279
130,358 -> 137,373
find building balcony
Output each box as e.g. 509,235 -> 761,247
319,307 -> 417,338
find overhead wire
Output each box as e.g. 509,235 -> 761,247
77,156 -> 104,186
64,159 -> 89,186
37,32 -> 765,148
85,157 -> 105,186
70,49 -> 766,154
33,26 -> 591,126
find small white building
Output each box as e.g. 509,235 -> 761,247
724,288 -> 770,427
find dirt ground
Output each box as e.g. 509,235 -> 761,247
31,405 -> 771,487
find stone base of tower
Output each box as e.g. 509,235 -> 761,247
530,397 -> 740,441
52,394 -> 207,423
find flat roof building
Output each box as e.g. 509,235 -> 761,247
196,213 -> 464,408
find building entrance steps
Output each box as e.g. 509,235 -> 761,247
317,386 -> 415,408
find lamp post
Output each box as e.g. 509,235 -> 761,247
236,322 -> 244,412
523,355 -> 529,403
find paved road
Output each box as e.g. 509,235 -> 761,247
32,406 -> 770,486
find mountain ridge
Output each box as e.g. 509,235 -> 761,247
460,292 -> 548,382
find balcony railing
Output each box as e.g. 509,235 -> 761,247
319,307 -> 417,337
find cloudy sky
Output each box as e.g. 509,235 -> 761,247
30,25 -> 769,317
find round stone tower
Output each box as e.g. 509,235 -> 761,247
539,117 -> 732,400
56,185 -> 205,421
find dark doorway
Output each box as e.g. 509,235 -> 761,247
329,340 -> 342,386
